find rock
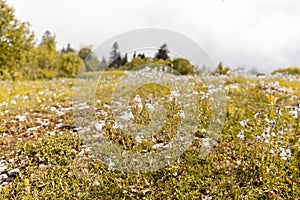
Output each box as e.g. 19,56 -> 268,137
1,181 -> 9,186
0,173 -> 8,183
7,168 -> 20,177
0,166 -> 7,173
39,164 -> 47,170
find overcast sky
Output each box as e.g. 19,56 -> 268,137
7,0 -> 300,72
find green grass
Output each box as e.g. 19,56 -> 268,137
0,72 -> 299,199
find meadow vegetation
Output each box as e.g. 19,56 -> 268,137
0,71 -> 299,199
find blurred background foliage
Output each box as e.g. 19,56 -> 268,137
1,0 -> 300,80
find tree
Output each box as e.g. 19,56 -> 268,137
58,53 -> 83,77
62,43 -> 75,53
109,42 -> 121,62
78,46 -> 100,71
78,47 -> 92,61
22,31 -> 60,79
213,62 -> 230,75
272,67 -> 300,75
98,56 -> 107,70
108,42 -> 122,68
172,58 -> 194,75
35,31 -> 59,70
155,43 -> 169,60
122,53 -> 128,65
0,0 -> 35,79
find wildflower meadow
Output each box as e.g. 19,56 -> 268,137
0,70 -> 299,199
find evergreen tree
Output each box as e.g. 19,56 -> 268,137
109,42 -> 121,62
213,62 -> 230,75
108,42 -> 122,68
155,43 -> 169,60
36,31 -> 59,70
98,56 -> 107,70
62,43 -> 75,53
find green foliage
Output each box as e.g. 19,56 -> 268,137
0,74 -> 299,199
78,46 -> 101,71
122,57 -> 152,70
107,42 -> 128,69
0,0 -> 34,79
20,31 -> 60,79
212,62 -> 230,75
58,53 -> 83,78
172,58 -> 195,75
155,43 -> 169,60
272,67 -> 300,75
121,57 -> 197,75
36,31 -> 59,70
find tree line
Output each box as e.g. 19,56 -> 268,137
1,0 -> 299,80
0,0 -> 197,79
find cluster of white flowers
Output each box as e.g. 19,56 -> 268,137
237,131 -> 245,139
239,107 -> 296,162
121,110 -> 134,121
202,138 -> 212,150
133,95 -> 143,110
16,115 -> 26,122
254,111 -> 261,119
178,110 -> 185,118
279,146 -> 292,160
290,104 -> 300,118
107,158 -> 115,171
152,142 -> 172,150
135,132 -> 144,143
240,120 -> 248,128
0,101 -> 8,107
169,87 -> 180,101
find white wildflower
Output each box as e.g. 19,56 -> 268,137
95,123 -> 103,131
262,131 -> 270,138
279,146 -> 291,160
16,115 -> 26,122
10,100 -> 16,105
46,131 -> 56,136
135,132 -> 144,143
278,127 -> 284,135
152,143 -> 164,149
276,107 -> 282,116
121,111 -> 134,120
170,87 -> 180,98
133,95 -> 142,103
240,120 -> 248,128
178,110 -> 185,118
22,95 -> 29,100
202,138 -> 212,150
145,103 -> 154,111
271,132 -> 276,137
264,139 -> 269,144
237,131 -> 245,139
27,126 -> 40,131
107,158 -> 115,171
264,115 -> 270,123
254,112 -> 260,119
